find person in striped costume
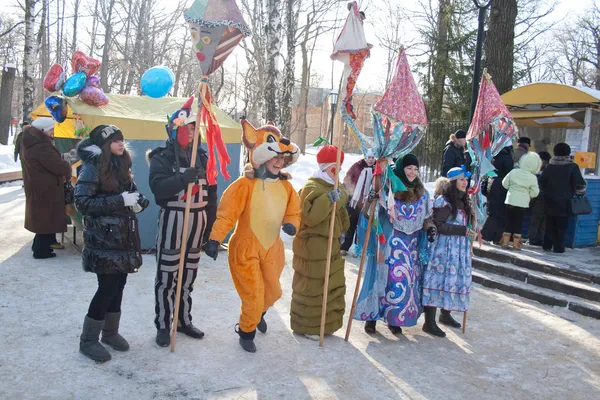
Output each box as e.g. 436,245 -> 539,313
148,102 -> 217,348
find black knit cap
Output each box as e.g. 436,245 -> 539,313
553,142 -> 571,157
518,137 -> 531,145
401,153 -> 419,169
455,130 -> 467,139
538,151 -> 551,161
89,124 -> 123,147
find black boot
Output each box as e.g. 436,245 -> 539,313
387,324 -> 403,335
257,312 -> 267,334
364,320 -> 377,334
422,307 -> 446,338
439,309 -> 461,329
156,329 -> 170,347
177,323 -> 205,339
235,325 -> 256,353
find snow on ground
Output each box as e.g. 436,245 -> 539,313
1,185 -> 599,399
0,144 -> 21,173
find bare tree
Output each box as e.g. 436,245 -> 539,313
22,0 -> 38,122
265,0 -> 283,122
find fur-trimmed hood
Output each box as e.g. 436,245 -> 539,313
447,133 -> 464,148
394,179 -> 425,202
434,177 -> 452,197
76,137 -> 103,164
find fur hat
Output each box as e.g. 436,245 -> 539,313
31,117 -> 55,132
553,142 -> 571,157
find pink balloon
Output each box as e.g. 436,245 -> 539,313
79,86 -> 109,106
86,76 -> 101,88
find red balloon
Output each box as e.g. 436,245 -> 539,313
71,51 -> 101,76
43,64 -> 64,92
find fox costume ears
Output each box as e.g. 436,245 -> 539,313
241,118 -> 280,150
240,117 -> 300,168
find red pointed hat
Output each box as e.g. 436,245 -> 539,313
317,145 -> 344,165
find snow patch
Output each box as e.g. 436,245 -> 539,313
0,145 -> 20,173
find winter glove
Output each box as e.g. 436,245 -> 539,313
121,192 -> 140,207
131,203 -> 143,214
466,229 -> 478,241
282,223 -> 297,236
426,226 -> 437,243
328,188 -> 342,203
367,189 -> 379,203
203,239 -> 220,261
181,167 -> 200,184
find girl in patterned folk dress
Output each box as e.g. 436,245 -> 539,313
422,167 -> 476,337
353,154 -> 437,335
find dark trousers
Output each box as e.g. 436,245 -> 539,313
341,205 -> 361,251
527,201 -> 545,244
504,205 -> 527,235
32,234 -> 55,256
87,274 -> 128,321
543,215 -> 569,253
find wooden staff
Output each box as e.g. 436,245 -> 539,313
319,108 -> 345,347
344,181 -> 376,341
170,96 -> 204,352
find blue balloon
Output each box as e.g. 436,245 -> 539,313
45,95 -> 68,123
140,66 -> 174,98
62,72 -> 87,97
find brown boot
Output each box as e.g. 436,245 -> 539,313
513,234 -> 522,251
501,233 -> 511,249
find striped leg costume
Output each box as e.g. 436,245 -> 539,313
154,176 -> 209,330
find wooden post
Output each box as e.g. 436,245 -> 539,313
319,107 -> 345,347
462,312 -> 467,334
170,95 -> 204,352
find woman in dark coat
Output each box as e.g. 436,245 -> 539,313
481,146 -> 514,243
75,125 -> 146,362
540,143 -> 586,253
20,118 -> 71,259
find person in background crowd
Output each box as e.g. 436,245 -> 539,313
441,129 -> 468,177
75,124 -> 146,362
341,149 -> 376,256
423,167 -> 476,337
527,151 -> 551,246
13,121 -> 30,163
481,145 -> 514,243
540,143 -> 587,254
513,137 -> 531,166
500,152 -> 541,250
20,118 -> 71,259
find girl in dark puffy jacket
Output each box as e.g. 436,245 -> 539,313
75,125 -> 146,362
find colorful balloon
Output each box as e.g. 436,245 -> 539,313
79,86 -> 109,107
71,51 -> 101,76
62,72 -> 87,97
86,76 -> 101,88
43,64 -> 64,92
140,66 -> 174,98
44,95 -> 68,123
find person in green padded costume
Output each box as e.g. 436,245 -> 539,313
291,145 -> 350,340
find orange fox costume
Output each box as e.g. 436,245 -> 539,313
209,119 -> 301,335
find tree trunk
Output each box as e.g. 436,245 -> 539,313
0,65 -> 17,145
484,0 -> 518,95
99,0 -> 116,93
429,0 -> 450,120
22,0 -> 38,123
173,43 -> 186,96
124,0 -> 148,94
72,0 -> 80,54
265,0 -> 282,123
297,38 -> 309,154
280,0 -> 298,138
90,0 -> 100,55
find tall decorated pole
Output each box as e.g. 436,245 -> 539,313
344,49 -> 428,341
319,1 -> 371,347
170,0 -> 250,352
464,69 -> 519,333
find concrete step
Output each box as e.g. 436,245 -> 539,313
473,256 -> 600,303
473,270 -> 600,320
473,245 -> 600,284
